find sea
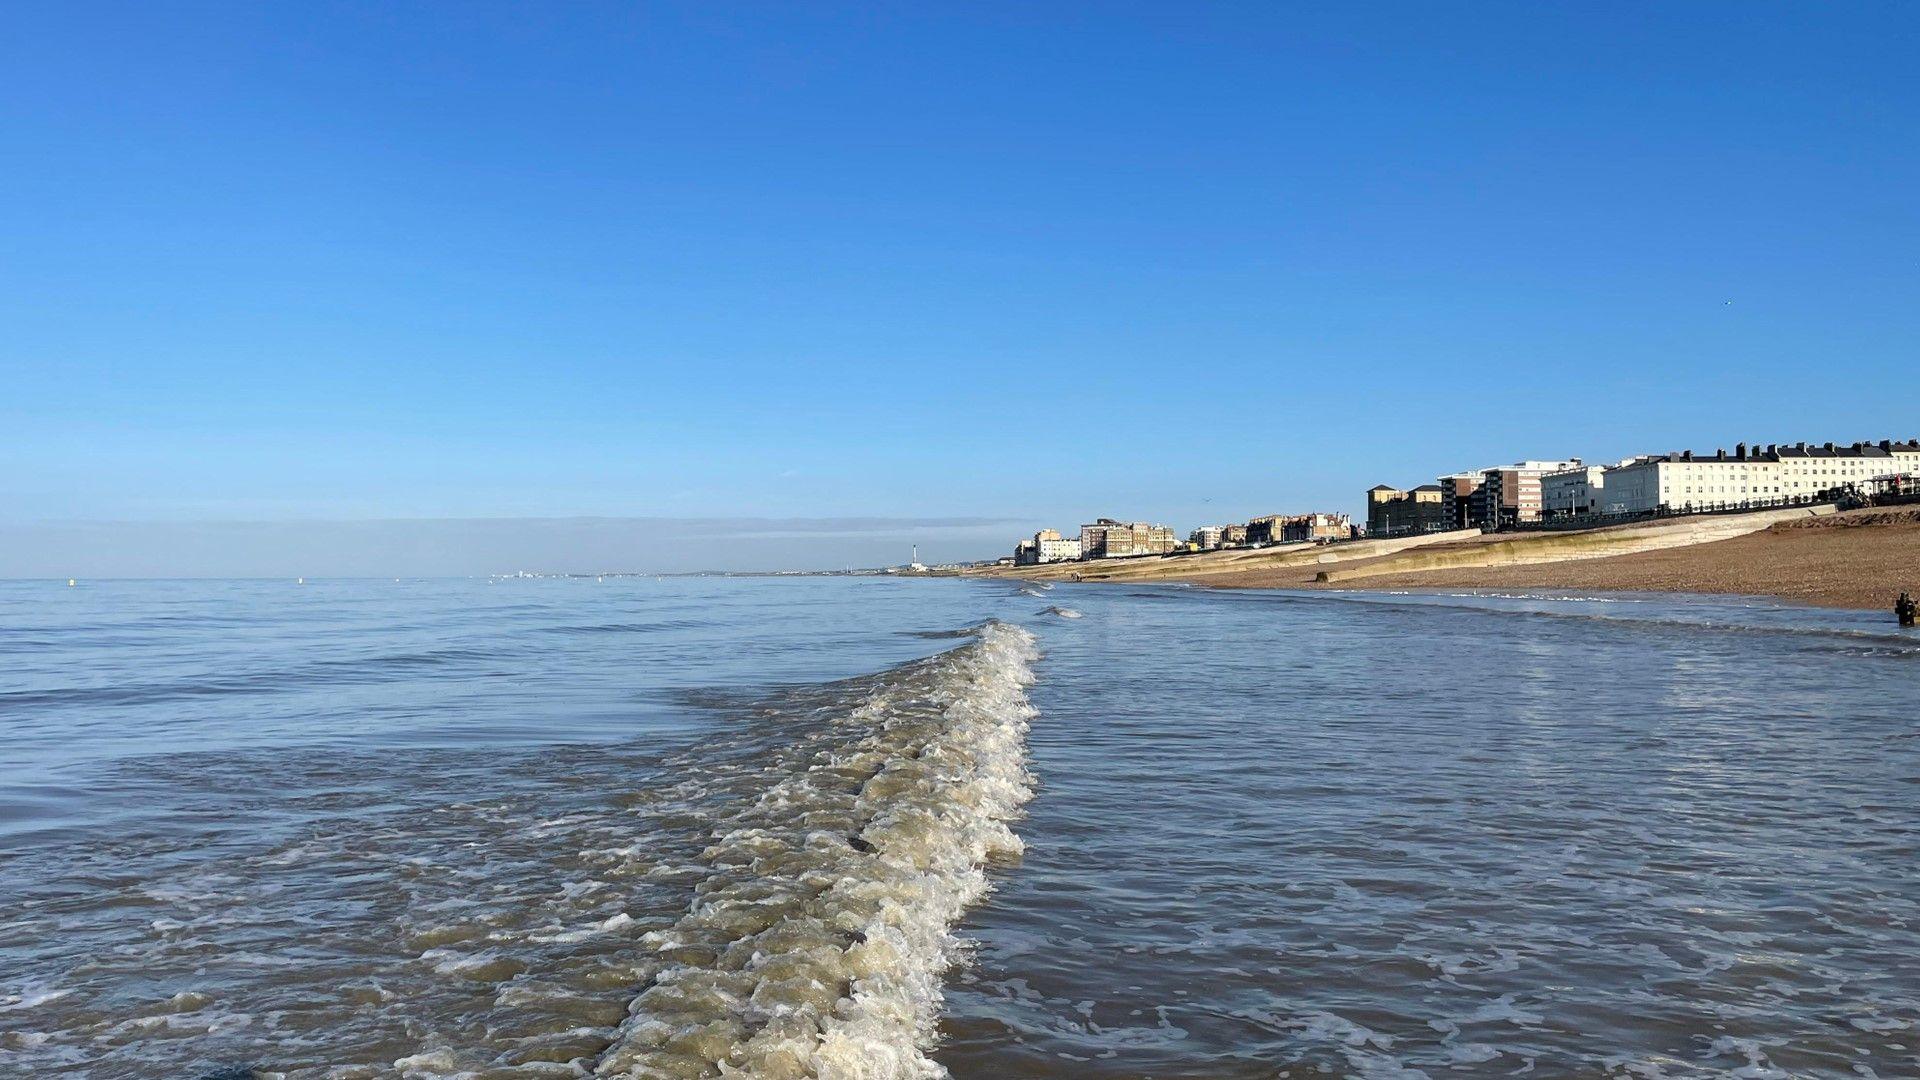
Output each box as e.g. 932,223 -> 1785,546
2,576 -> 1917,1079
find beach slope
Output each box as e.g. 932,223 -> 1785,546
974,507 -> 1920,610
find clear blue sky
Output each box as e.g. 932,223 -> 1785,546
2,3 -> 1916,569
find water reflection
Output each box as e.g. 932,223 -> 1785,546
2,579 -> 1915,1077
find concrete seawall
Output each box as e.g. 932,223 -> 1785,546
1316,506 -> 1836,584
981,527 -> 1483,583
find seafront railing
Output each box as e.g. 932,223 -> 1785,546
1515,490 -> 1847,533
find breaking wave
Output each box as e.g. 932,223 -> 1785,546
0,621 -> 1039,1079
591,621 -> 1039,1079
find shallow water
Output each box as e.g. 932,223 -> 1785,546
2,577 -> 1916,1077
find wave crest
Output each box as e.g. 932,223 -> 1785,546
592,622 -> 1039,1079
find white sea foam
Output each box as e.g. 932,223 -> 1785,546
0,984 -> 75,1013
591,622 -> 1038,1079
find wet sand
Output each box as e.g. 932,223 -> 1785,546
984,508 -> 1920,611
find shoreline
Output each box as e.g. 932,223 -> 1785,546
972,506 -> 1920,612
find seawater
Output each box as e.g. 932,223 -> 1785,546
2,577 -> 1917,1078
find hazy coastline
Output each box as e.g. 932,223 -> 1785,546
973,506 -> 1920,611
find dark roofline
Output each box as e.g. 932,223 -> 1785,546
1630,438 -> 1920,464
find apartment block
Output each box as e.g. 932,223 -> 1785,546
1434,472 -> 1485,531
1080,519 -> 1177,558
1247,512 -> 1351,545
1473,460 -> 1583,529
1365,484 -> 1446,536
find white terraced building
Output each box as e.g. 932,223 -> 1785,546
1541,465 -> 1608,520
1593,439 -> 1920,515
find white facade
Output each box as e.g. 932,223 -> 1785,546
1016,529 -> 1083,564
1596,457 -> 1665,514
1037,537 -> 1082,562
1660,459 -> 1785,509
1597,441 -> 1920,514
1774,443 -> 1920,498
1541,466 -> 1606,519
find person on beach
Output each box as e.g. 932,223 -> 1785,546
1898,592 -> 1917,628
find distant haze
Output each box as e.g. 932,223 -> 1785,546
0,517 -> 1023,579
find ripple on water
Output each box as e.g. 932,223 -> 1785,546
0,617 -> 1039,1079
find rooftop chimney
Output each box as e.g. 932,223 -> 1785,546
1736,442 -> 1747,458
1716,449 -> 1727,461
1682,450 -> 1694,461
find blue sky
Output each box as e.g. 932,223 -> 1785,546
3,3 -> 1916,570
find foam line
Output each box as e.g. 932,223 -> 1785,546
592,622 -> 1038,1080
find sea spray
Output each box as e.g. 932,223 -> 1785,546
592,622 -> 1038,1079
